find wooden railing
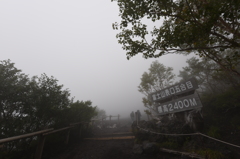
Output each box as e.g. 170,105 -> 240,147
91,115 -> 120,128
0,122 -> 88,159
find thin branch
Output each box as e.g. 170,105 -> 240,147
218,17 -> 240,38
154,45 -> 233,53
185,0 -> 198,23
210,31 -> 240,47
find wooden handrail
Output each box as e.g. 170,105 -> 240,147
0,128 -> 53,144
0,120 -> 90,159
69,121 -> 88,126
0,121 -> 89,144
43,126 -> 73,136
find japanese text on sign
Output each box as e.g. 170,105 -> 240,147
149,78 -> 198,102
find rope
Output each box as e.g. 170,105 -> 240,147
137,126 -> 199,136
136,126 -> 240,149
198,133 -> 240,149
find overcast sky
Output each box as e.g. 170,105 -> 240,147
0,1 -> 192,118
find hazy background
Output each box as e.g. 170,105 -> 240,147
0,0 -> 191,118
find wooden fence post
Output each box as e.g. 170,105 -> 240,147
79,124 -> 82,138
34,134 -> 46,159
65,130 -> 70,145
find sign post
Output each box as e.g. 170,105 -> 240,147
149,78 -> 202,115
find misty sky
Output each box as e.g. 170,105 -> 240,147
0,1 -> 192,118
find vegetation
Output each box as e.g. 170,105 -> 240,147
137,54 -> 240,156
0,60 -> 100,158
196,149 -> 226,159
158,141 -> 179,150
177,56 -> 240,135
112,0 -> 240,76
138,60 -> 175,113
178,56 -> 240,93
94,107 -> 107,119
112,0 -> 240,156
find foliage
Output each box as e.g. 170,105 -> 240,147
66,100 -> 97,124
196,149 -> 226,159
0,60 -> 31,138
158,141 -> 179,149
26,74 -> 72,131
230,115 -> 240,131
178,56 -> 240,94
94,107 -> 107,118
207,126 -> 221,139
138,61 -> 175,112
201,88 -> 240,131
201,87 -> 240,111
175,56 -> 240,157
0,60 -> 98,156
112,0 -> 240,76
144,109 -> 151,121
178,55 -> 240,135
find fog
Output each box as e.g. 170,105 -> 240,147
0,1 -> 192,118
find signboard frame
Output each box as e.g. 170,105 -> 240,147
148,77 -> 202,116
156,93 -> 203,115
149,77 -> 198,103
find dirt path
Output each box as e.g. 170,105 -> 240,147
48,121 -> 179,159
53,139 -> 179,159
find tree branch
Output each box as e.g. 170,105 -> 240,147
210,31 -> 240,47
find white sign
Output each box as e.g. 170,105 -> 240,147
157,93 -> 202,115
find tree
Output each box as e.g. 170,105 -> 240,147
95,107 -> 106,118
0,60 -> 73,140
178,57 -> 240,94
0,60 -> 100,156
112,0 -> 240,76
27,73 -> 72,130
138,61 -> 175,112
0,60 -> 31,139
65,100 -> 97,124
178,57 -> 220,93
